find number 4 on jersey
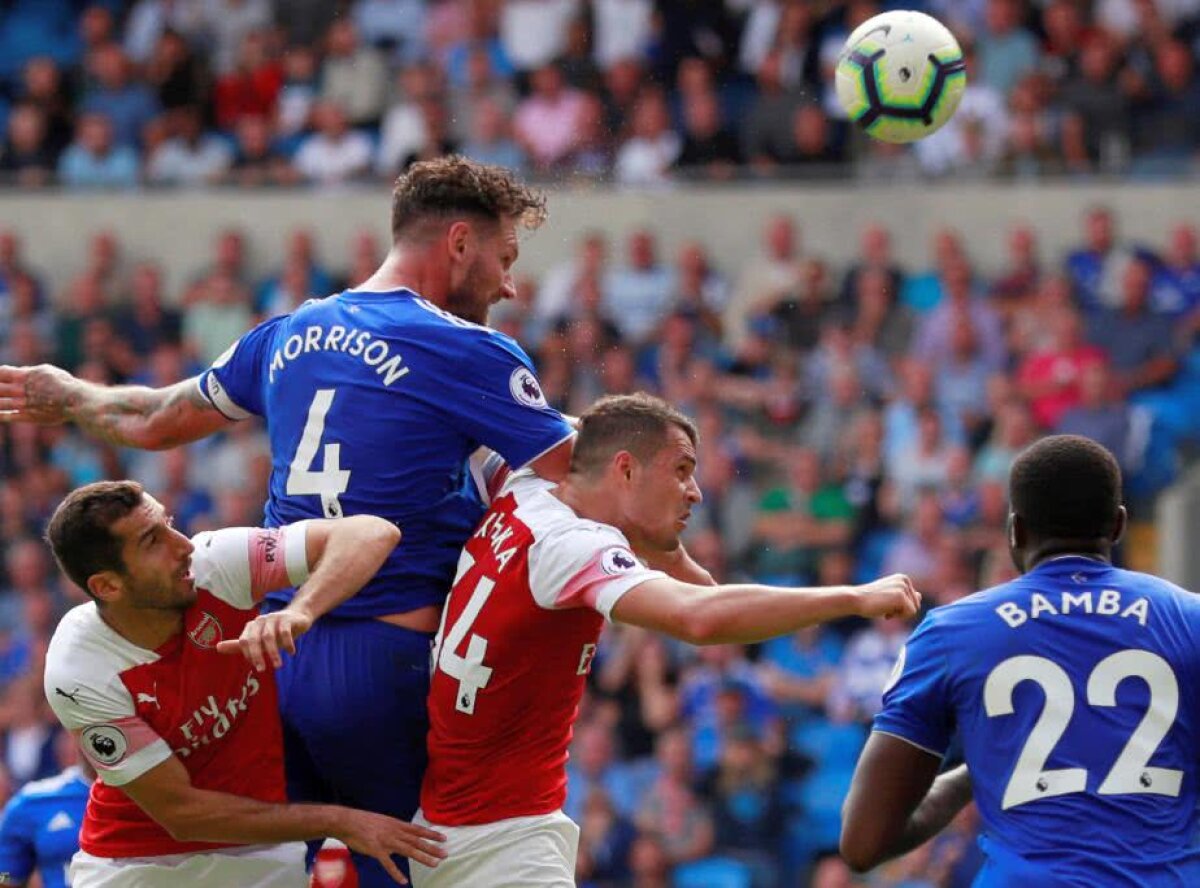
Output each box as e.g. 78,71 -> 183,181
286,389 -> 351,518
433,551 -> 495,715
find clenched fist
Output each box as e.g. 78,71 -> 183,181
854,573 -> 921,620
0,364 -> 78,425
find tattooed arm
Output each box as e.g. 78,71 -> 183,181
0,364 -> 233,450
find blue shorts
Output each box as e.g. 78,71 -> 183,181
265,606 -> 433,887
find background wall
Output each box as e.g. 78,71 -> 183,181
8,181 -> 1194,304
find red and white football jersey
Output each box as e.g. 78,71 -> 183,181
422,472 -> 665,826
43,524 -> 310,859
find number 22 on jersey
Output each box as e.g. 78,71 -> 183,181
985,648 -> 1182,810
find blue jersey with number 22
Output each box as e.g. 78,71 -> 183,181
197,288 -> 573,617
876,556 -> 1200,887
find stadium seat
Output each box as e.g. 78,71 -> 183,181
673,857 -> 753,888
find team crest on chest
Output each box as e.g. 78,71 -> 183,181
188,612 -> 224,649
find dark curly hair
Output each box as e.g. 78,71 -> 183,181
390,156 -> 548,240
45,480 -> 145,598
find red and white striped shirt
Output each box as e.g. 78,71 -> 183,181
44,524 -> 309,859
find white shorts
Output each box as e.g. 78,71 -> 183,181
409,809 -> 579,888
70,842 -> 308,887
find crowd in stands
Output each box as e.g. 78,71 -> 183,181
0,0 -> 1198,187
0,198 -> 1198,885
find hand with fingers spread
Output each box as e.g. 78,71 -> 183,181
0,364 -> 78,424
336,810 -> 448,885
855,573 -> 922,621
216,608 -> 313,671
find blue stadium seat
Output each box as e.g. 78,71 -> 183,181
673,857 -> 753,888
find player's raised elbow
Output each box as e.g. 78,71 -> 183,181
675,600 -> 724,646
838,807 -> 884,874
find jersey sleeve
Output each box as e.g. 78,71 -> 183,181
190,523 -> 311,610
438,330 -> 574,470
0,793 -> 36,885
44,654 -> 171,788
195,315 -> 287,420
871,612 -> 955,759
527,522 -> 666,620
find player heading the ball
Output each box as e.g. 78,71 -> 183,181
412,393 -> 920,888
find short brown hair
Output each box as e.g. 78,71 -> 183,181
390,156 -> 548,241
44,481 -> 144,596
571,393 -> 698,478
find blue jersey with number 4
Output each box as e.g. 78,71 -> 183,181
876,556 -> 1200,887
0,767 -> 89,888
197,288 -> 573,617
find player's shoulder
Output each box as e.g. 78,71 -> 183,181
507,471 -> 626,547
406,296 -> 528,355
44,604 -> 151,712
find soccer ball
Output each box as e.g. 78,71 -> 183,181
835,10 -> 966,144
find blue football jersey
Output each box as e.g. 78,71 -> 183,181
0,767 -> 88,888
875,556 -> 1200,887
197,288 -> 574,617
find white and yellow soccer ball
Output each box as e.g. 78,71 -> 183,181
835,10 -> 967,144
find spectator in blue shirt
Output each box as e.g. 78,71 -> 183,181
80,44 -> 159,148
57,113 -> 139,189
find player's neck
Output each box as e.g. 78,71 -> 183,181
98,604 -> 185,652
1025,541 -> 1111,572
355,247 -> 445,305
554,476 -> 623,529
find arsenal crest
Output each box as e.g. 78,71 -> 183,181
188,611 -> 224,649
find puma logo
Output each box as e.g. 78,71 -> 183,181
55,687 -> 81,704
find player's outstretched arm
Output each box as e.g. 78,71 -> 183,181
840,734 -> 972,873
0,364 -> 232,450
610,573 -> 920,645
121,755 -> 445,885
217,516 -> 401,670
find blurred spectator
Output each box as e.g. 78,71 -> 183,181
276,45 -> 319,138
727,214 -> 804,350
294,101 -> 373,186
460,96 -> 526,172
499,0 -> 579,73
146,29 -> 211,114
576,788 -> 636,885
207,0 -> 273,76
227,114 -> 298,187
675,89 -> 741,180
839,223 -> 905,311
57,113 -> 139,189
900,229 -> 966,314
1154,223 -> 1200,318
976,0 -> 1039,96
990,223 -> 1041,304
446,43 -> 518,145
1056,362 -> 1145,476
80,45 -> 159,149
320,19 -> 389,128
614,89 -> 681,189
109,262 -> 181,357
1,677 -> 59,788
0,105 -> 58,187
1086,257 -> 1179,397
604,230 -> 674,345
915,49 -> 1009,177
21,59 -> 73,159
829,612 -> 909,723
1017,307 -> 1107,428
514,63 -> 589,172
354,0 -> 428,65
593,0 -> 654,71
974,398 -> 1037,482
213,30 -> 283,132
182,272 -> 254,366
1060,33 -> 1131,175
1065,205 -> 1125,311
1129,41 -> 1200,177
741,54 -> 806,171
705,726 -> 784,880
147,105 -> 233,185
376,62 -> 442,177
912,258 -> 1006,371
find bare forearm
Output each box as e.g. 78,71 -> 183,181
685,584 -> 861,644
290,517 -> 400,621
63,377 -> 227,450
888,765 -> 973,861
168,790 -> 346,844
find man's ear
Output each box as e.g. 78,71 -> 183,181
613,450 -> 635,483
1112,505 -> 1128,546
87,572 -> 124,606
446,220 -> 472,263
1007,511 -> 1021,550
